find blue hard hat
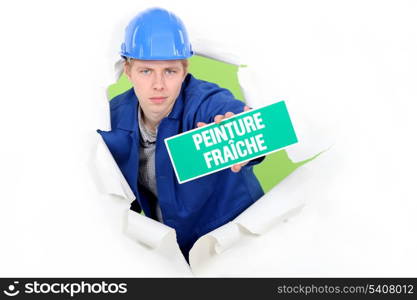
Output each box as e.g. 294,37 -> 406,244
120,7 -> 193,60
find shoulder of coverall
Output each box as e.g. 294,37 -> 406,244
108,88 -> 137,131
109,87 -> 136,111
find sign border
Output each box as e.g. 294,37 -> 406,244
164,100 -> 298,184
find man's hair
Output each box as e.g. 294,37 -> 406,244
123,57 -> 188,73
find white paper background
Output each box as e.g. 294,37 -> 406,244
0,0 -> 416,276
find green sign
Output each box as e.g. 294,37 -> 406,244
165,101 -> 298,184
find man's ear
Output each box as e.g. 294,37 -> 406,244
181,59 -> 189,81
182,67 -> 188,81
124,62 -> 131,81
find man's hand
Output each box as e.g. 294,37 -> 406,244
196,105 -> 251,173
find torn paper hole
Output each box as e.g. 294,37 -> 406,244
94,38 -> 318,275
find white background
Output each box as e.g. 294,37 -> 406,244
0,0 -> 416,276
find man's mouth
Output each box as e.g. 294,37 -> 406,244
149,97 -> 168,103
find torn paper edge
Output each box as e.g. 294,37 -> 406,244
93,133 -> 135,201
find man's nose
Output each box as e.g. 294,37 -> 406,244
152,73 -> 165,90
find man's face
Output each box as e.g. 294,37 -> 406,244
124,59 -> 187,119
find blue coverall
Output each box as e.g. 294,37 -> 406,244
98,74 -> 264,261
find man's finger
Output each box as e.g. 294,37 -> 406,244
240,161 -> 249,168
214,115 -> 225,124
231,164 -> 241,173
224,111 -> 234,118
244,105 -> 251,112
231,161 -> 249,173
197,122 -> 207,128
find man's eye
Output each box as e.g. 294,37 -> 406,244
140,69 -> 151,75
165,69 -> 176,74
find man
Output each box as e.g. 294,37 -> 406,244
98,7 -> 264,261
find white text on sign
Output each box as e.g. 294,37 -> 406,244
192,112 -> 268,168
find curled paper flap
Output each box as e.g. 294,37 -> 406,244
237,67 -> 265,108
211,222 -> 242,254
284,103 -> 335,163
93,133 -> 135,201
234,182 -> 306,235
188,235 -> 217,271
192,37 -> 242,66
92,133 -> 177,251
93,134 -> 190,271
114,58 -> 125,82
188,162 -> 310,271
123,209 -> 191,272
125,209 -> 176,250
189,224 -> 246,270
